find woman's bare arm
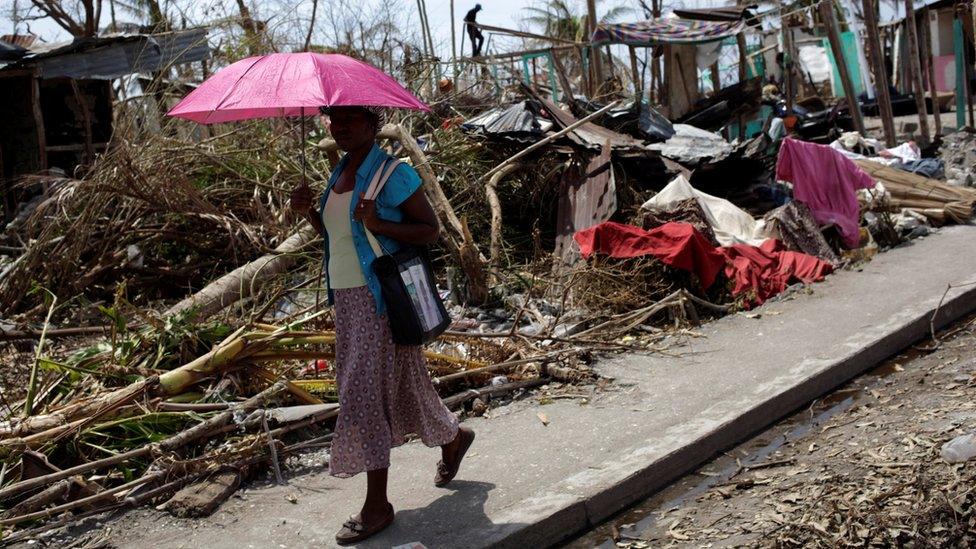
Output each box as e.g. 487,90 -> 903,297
354,189 -> 439,246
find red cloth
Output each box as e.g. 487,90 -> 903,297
575,221 -> 726,288
574,222 -> 834,307
721,240 -> 833,307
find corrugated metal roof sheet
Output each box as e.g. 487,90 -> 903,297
0,40 -> 26,62
3,28 -> 209,79
0,34 -> 36,48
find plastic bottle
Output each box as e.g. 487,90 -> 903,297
941,433 -> 976,463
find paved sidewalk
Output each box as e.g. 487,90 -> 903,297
100,227 -> 976,549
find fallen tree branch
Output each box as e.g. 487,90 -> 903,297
441,377 -> 548,410
164,225 -> 319,321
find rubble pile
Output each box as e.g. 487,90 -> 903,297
938,128 -> 976,187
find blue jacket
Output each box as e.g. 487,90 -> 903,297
319,143 -> 423,313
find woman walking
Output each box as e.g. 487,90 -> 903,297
290,106 -> 475,544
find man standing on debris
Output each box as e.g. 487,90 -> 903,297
290,106 -> 475,545
464,3 -> 484,57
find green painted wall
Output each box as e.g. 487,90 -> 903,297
823,31 -> 864,98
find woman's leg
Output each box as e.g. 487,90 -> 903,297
362,468 -> 390,519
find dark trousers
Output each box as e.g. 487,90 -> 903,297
467,28 -> 484,57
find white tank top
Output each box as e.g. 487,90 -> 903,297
322,190 -> 367,289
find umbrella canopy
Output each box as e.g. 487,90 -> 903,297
167,52 -> 429,124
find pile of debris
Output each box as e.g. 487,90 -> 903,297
938,128 -> 976,187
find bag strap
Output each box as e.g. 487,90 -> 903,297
363,158 -> 403,257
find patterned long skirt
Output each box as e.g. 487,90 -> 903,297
329,286 -> 459,477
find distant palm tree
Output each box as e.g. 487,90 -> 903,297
521,0 -> 632,94
522,0 -> 631,43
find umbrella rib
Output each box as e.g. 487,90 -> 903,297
207,55 -> 267,123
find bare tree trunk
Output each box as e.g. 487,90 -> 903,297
235,0 -> 262,54
82,0 -> 97,36
304,0 -> 319,51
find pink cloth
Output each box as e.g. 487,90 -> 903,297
329,286 -> 458,477
775,137 -> 875,249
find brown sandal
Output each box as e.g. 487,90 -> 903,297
434,427 -> 475,487
335,503 -> 395,545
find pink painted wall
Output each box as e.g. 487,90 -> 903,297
933,55 -> 956,92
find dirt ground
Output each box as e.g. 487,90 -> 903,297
570,316 -> 976,548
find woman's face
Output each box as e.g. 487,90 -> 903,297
326,107 -> 376,152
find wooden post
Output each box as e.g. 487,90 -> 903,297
782,22 -> 796,113
961,5 -> 976,126
919,8 -> 942,135
586,0 -> 603,90
709,61 -> 721,93
69,81 -> 95,165
30,70 -> 47,172
651,0 -> 661,105
736,32 -> 748,140
736,32 -> 748,82
821,1 -> 865,135
450,0 -> 457,63
629,46 -> 641,99
904,0 -> 930,144
862,0 -> 897,146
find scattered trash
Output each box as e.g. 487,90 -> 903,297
941,433 -> 976,464
537,412 -> 550,426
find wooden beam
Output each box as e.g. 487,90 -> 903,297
456,44 -> 577,64
549,49 -> 575,101
862,0 -> 897,146
820,0 -> 866,135
904,0 -> 930,145
919,7 -> 942,135
468,22 -> 580,45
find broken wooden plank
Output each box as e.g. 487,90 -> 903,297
164,466 -> 242,518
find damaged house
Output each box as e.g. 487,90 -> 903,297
0,29 -> 210,220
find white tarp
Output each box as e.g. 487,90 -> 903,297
645,124 -> 733,164
798,44 -> 832,83
641,175 -> 767,246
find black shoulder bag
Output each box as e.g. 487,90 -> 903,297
363,158 -> 451,346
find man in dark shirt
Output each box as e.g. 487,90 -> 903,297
464,4 -> 484,57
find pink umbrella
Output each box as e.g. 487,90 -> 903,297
167,52 -> 429,123
167,52 -> 429,188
